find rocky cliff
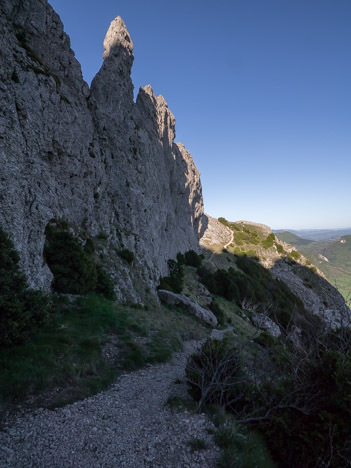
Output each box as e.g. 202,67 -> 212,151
0,1 -> 204,300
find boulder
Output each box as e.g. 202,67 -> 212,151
158,290 -> 217,327
251,313 -> 281,337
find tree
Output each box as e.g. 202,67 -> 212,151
0,226 -> 50,346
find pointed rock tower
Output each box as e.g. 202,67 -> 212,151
0,3 -> 204,301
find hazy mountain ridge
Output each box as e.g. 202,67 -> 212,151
276,232 -> 351,299
274,227 -> 351,242
270,231 -> 313,247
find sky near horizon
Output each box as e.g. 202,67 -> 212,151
50,0 -> 351,230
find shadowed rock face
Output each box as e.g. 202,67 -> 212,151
0,1 -> 204,300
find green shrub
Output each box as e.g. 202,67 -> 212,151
118,248 -> 134,264
198,266 -> 241,303
275,243 -> 284,254
11,69 -> 19,83
44,227 -> 97,295
198,256 -> 306,329
218,217 -> 229,226
84,238 -> 95,255
176,252 -> 185,265
210,301 -> 226,326
0,226 -> 50,346
254,331 -> 276,347
95,266 -> 116,301
256,343 -> 351,467
262,233 -> 275,249
287,249 -> 301,261
158,258 -> 184,294
235,230 -> 259,245
188,438 -> 209,452
214,423 -> 276,468
44,224 -> 115,300
184,250 -> 203,267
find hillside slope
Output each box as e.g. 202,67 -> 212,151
274,228 -> 351,241
276,232 -> 351,300
200,216 -> 350,329
274,231 -> 313,247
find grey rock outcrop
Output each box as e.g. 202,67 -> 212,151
271,260 -> 350,330
0,2 -> 204,300
158,290 -> 218,327
251,313 -> 281,338
200,215 -> 232,248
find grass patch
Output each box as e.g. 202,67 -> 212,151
165,396 -> 197,412
188,438 -> 209,452
0,295 -> 209,407
147,329 -> 183,363
0,295 -> 133,402
215,424 -> 276,468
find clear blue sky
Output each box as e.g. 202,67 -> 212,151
50,0 -> 351,230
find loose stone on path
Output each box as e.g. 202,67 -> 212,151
0,341 -> 219,467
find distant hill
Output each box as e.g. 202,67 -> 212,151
273,228 -> 351,242
275,231 -> 313,247
276,232 -> 351,300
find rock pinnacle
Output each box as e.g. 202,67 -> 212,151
103,16 -> 133,59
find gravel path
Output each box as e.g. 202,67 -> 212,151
0,341 -> 220,467
223,231 -> 234,250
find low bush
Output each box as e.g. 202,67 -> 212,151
254,331 -> 276,348
118,248 -> 134,264
210,301 -> 226,326
186,339 -> 247,409
214,423 -> 276,468
235,230 -> 260,245
0,226 -> 50,346
262,233 -> 275,249
158,258 -> 184,293
44,223 -> 115,300
258,338 -> 351,467
45,227 -> 97,295
287,249 -> 301,261
275,243 -> 284,254
197,266 -> 241,303
198,256 -> 305,328
187,328 -> 351,467
184,250 -> 203,267
218,217 -> 229,226
95,266 -> 116,301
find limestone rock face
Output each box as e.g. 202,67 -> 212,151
0,1 -> 204,300
200,215 -> 232,248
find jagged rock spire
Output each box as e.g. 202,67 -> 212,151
103,16 -> 133,59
